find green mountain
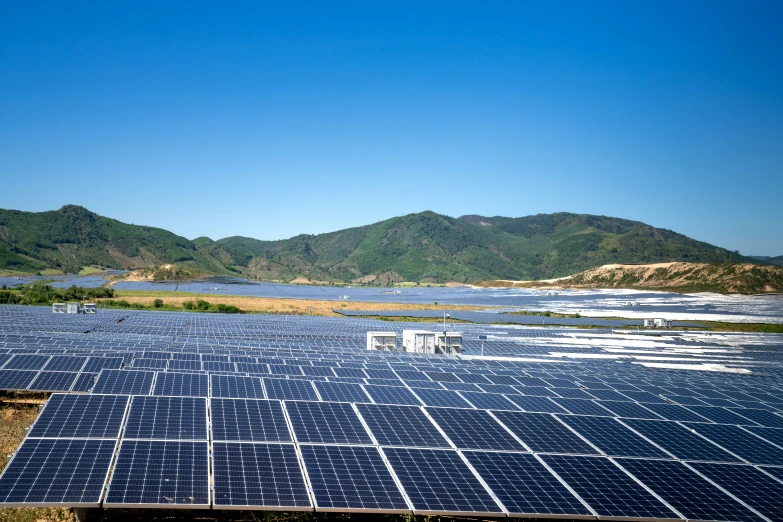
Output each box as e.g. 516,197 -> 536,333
0,205 -> 229,274
752,255 -> 783,266
0,206 -> 756,283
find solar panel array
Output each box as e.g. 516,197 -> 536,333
0,305 -> 782,519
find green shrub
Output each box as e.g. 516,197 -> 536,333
153,299 -> 163,308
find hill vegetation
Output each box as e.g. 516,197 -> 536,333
0,205 -> 762,285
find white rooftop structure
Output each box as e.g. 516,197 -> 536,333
366,331 -> 397,351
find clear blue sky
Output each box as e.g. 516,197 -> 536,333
1,1 -> 781,255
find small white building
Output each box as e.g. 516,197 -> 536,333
83,303 -> 97,314
644,318 -> 672,329
366,331 -> 397,351
435,332 -> 463,355
66,302 -> 80,314
402,330 -> 463,355
52,303 -> 66,313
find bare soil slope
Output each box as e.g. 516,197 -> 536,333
481,262 -> 783,294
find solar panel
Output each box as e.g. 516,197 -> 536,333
301,445 -> 409,512
210,399 -> 292,442
363,384 -> 422,406
212,442 -> 312,510
640,402 -> 709,422
105,440 -> 210,508
684,423 -> 783,465
425,407 -> 525,451
263,377 -> 318,401
598,400 -> 664,419
616,458 -> 763,522
687,462 -> 783,520
312,381 -> 370,402
356,403 -> 450,448
382,447 -> 502,515
730,408 -> 783,428
551,398 -> 614,416
70,372 -> 98,392
684,405 -> 762,425
81,357 -> 124,373
0,370 -> 39,390
557,415 -> 671,458
285,401 -> 372,444
620,418 -> 743,462
3,354 -> 50,370
504,395 -> 568,413
462,451 -> 593,517
457,391 -> 519,411
492,411 -> 600,455
210,374 -> 265,399
409,387 -> 472,408
123,396 -> 208,440
0,438 -> 116,506
152,372 -> 209,397
539,455 -> 679,519
745,426 -> 783,449
92,369 -> 155,395
26,371 -> 78,392
29,394 -> 129,439
43,356 -> 87,372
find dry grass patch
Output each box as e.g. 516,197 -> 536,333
103,294 -> 484,317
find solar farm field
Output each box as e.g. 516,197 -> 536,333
1,304 -> 783,521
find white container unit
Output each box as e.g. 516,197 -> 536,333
52,303 -> 66,313
66,302 -> 80,314
366,332 -> 397,351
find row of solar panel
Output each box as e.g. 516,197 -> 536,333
4,396 -> 783,519
22,394 -> 783,466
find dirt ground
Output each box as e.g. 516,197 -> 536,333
102,294 -> 485,316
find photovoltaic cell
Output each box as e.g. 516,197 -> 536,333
745,426 -> 783,449
0,438 -> 116,506
212,443 -> 311,510
210,399 -> 291,442
43,356 -> 87,372
70,372 -> 98,392
504,395 -> 568,414
313,381 -> 370,402
731,408 -> 783,428
409,388 -> 472,409
363,384 -> 422,406
425,407 -> 525,451
92,369 -> 155,395
598,400 -> 664,419
457,391 -> 519,411
620,418 -> 742,462
685,405 -> 763,425
263,378 -> 318,401
492,411 -> 599,455
616,458 -> 762,522
123,396 -> 208,440
29,394 -> 129,439
26,371 -> 78,392
383,447 -> 502,515
557,415 -> 670,458
463,451 -> 593,517
210,374 -> 265,399
356,403 -> 450,448
684,423 -> 783,465
285,401 -> 372,444
301,445 -> 408,512
640,402 -> 710,422
539,455 -> 679,519
152,372 -> 209,397
550,398 -> 613,417
687,462 -> 783,521
105,440 -> 210,508
0,370 -> 40,391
